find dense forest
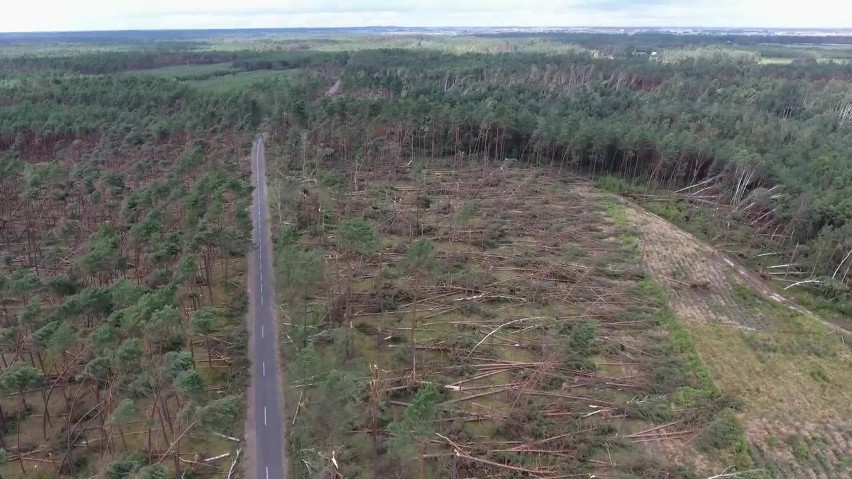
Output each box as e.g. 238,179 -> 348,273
1,30 -> 851,479
0,44 -> 266,478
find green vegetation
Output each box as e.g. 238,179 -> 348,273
190,69 -> 303,93
3,28 -> 852,478
0,35 -> 261,479
131,62 -> 234,79
267,154 -> 759,477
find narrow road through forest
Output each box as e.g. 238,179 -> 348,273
247,137 -> 286,479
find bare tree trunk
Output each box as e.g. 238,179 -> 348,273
0,294 -> 7,324
832,248 -> 852,279
118,424 -> 128,451
17,392 -> 25,473
410,289 -> 418,382
160,395 -> 175,438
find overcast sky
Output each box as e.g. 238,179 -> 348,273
2,0 -> 851,32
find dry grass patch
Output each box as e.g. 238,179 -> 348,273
625,200 -> 852,479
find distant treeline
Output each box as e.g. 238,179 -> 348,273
2,38 -> 850,298
479,31 -> 852,47
0,49 -> 350,75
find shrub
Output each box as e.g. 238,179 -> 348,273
415,195 -> 432,209
629,279 -> 668,307
624,396 -> 676,422
105,454 -> 145,479
597,175 -> 641,195
560,320 -> 599,370
783,435 -> 812,462
697,409 -> 746,451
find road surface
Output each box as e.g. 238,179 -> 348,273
247,137 -> 286,479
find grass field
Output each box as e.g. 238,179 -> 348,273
189,69 -> 300,93
311,35 -> 593,55
625,203 -> 852,479
128,63 -> 301,93
758,57 -> 795,65
130,62 -> 235,79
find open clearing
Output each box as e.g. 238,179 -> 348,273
274,161 -> 757,478
129,63 -> 301,92
189,69 -> 300,93
625,202 -> 852,479
129,62 -> 235,79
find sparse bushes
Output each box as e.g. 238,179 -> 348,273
475,225 -> 507,249
649,356 -> 691,394
197,395 -> 241,435
618,455 -> 700,479
560,320 -> 599,370
624,396 -> 677,422
697,409 -> 746,451
320,171 -> 347,189
415,195 -> 432,210
437,266 -> 495,291
607,200 -> 630,227
105,454 -> 146,479
809,367 -> 830,385
289,368 -> 365,477
630,279 -> 668,307
782,435 -> 812,463
457,201 -> 480,225
597,175 -> 643,195
743,332 -> 836,359
387,382 -> 441,478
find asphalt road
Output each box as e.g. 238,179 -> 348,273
248,137 -> 286,479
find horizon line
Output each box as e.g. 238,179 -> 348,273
2,25 -> 852,36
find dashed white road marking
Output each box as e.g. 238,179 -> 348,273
265,467 -> 269,479
261,325 -> 265,338
260,296 -> 264,306
264,406 -> 267,426
262,361 -> 266,377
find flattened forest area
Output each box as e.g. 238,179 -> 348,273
0,31 -> 851,479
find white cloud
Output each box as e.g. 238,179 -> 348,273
1,0 -> 851,32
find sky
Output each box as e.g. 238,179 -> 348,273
2,0 -> 851,32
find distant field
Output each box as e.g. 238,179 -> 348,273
759,56 -> 850,65
189,69 -> 300,92
129,64 -> 300,92
758,57 -> 795,65
131,62 -> 234,78
0,43 -> 137,58
311,35 -> 593,55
